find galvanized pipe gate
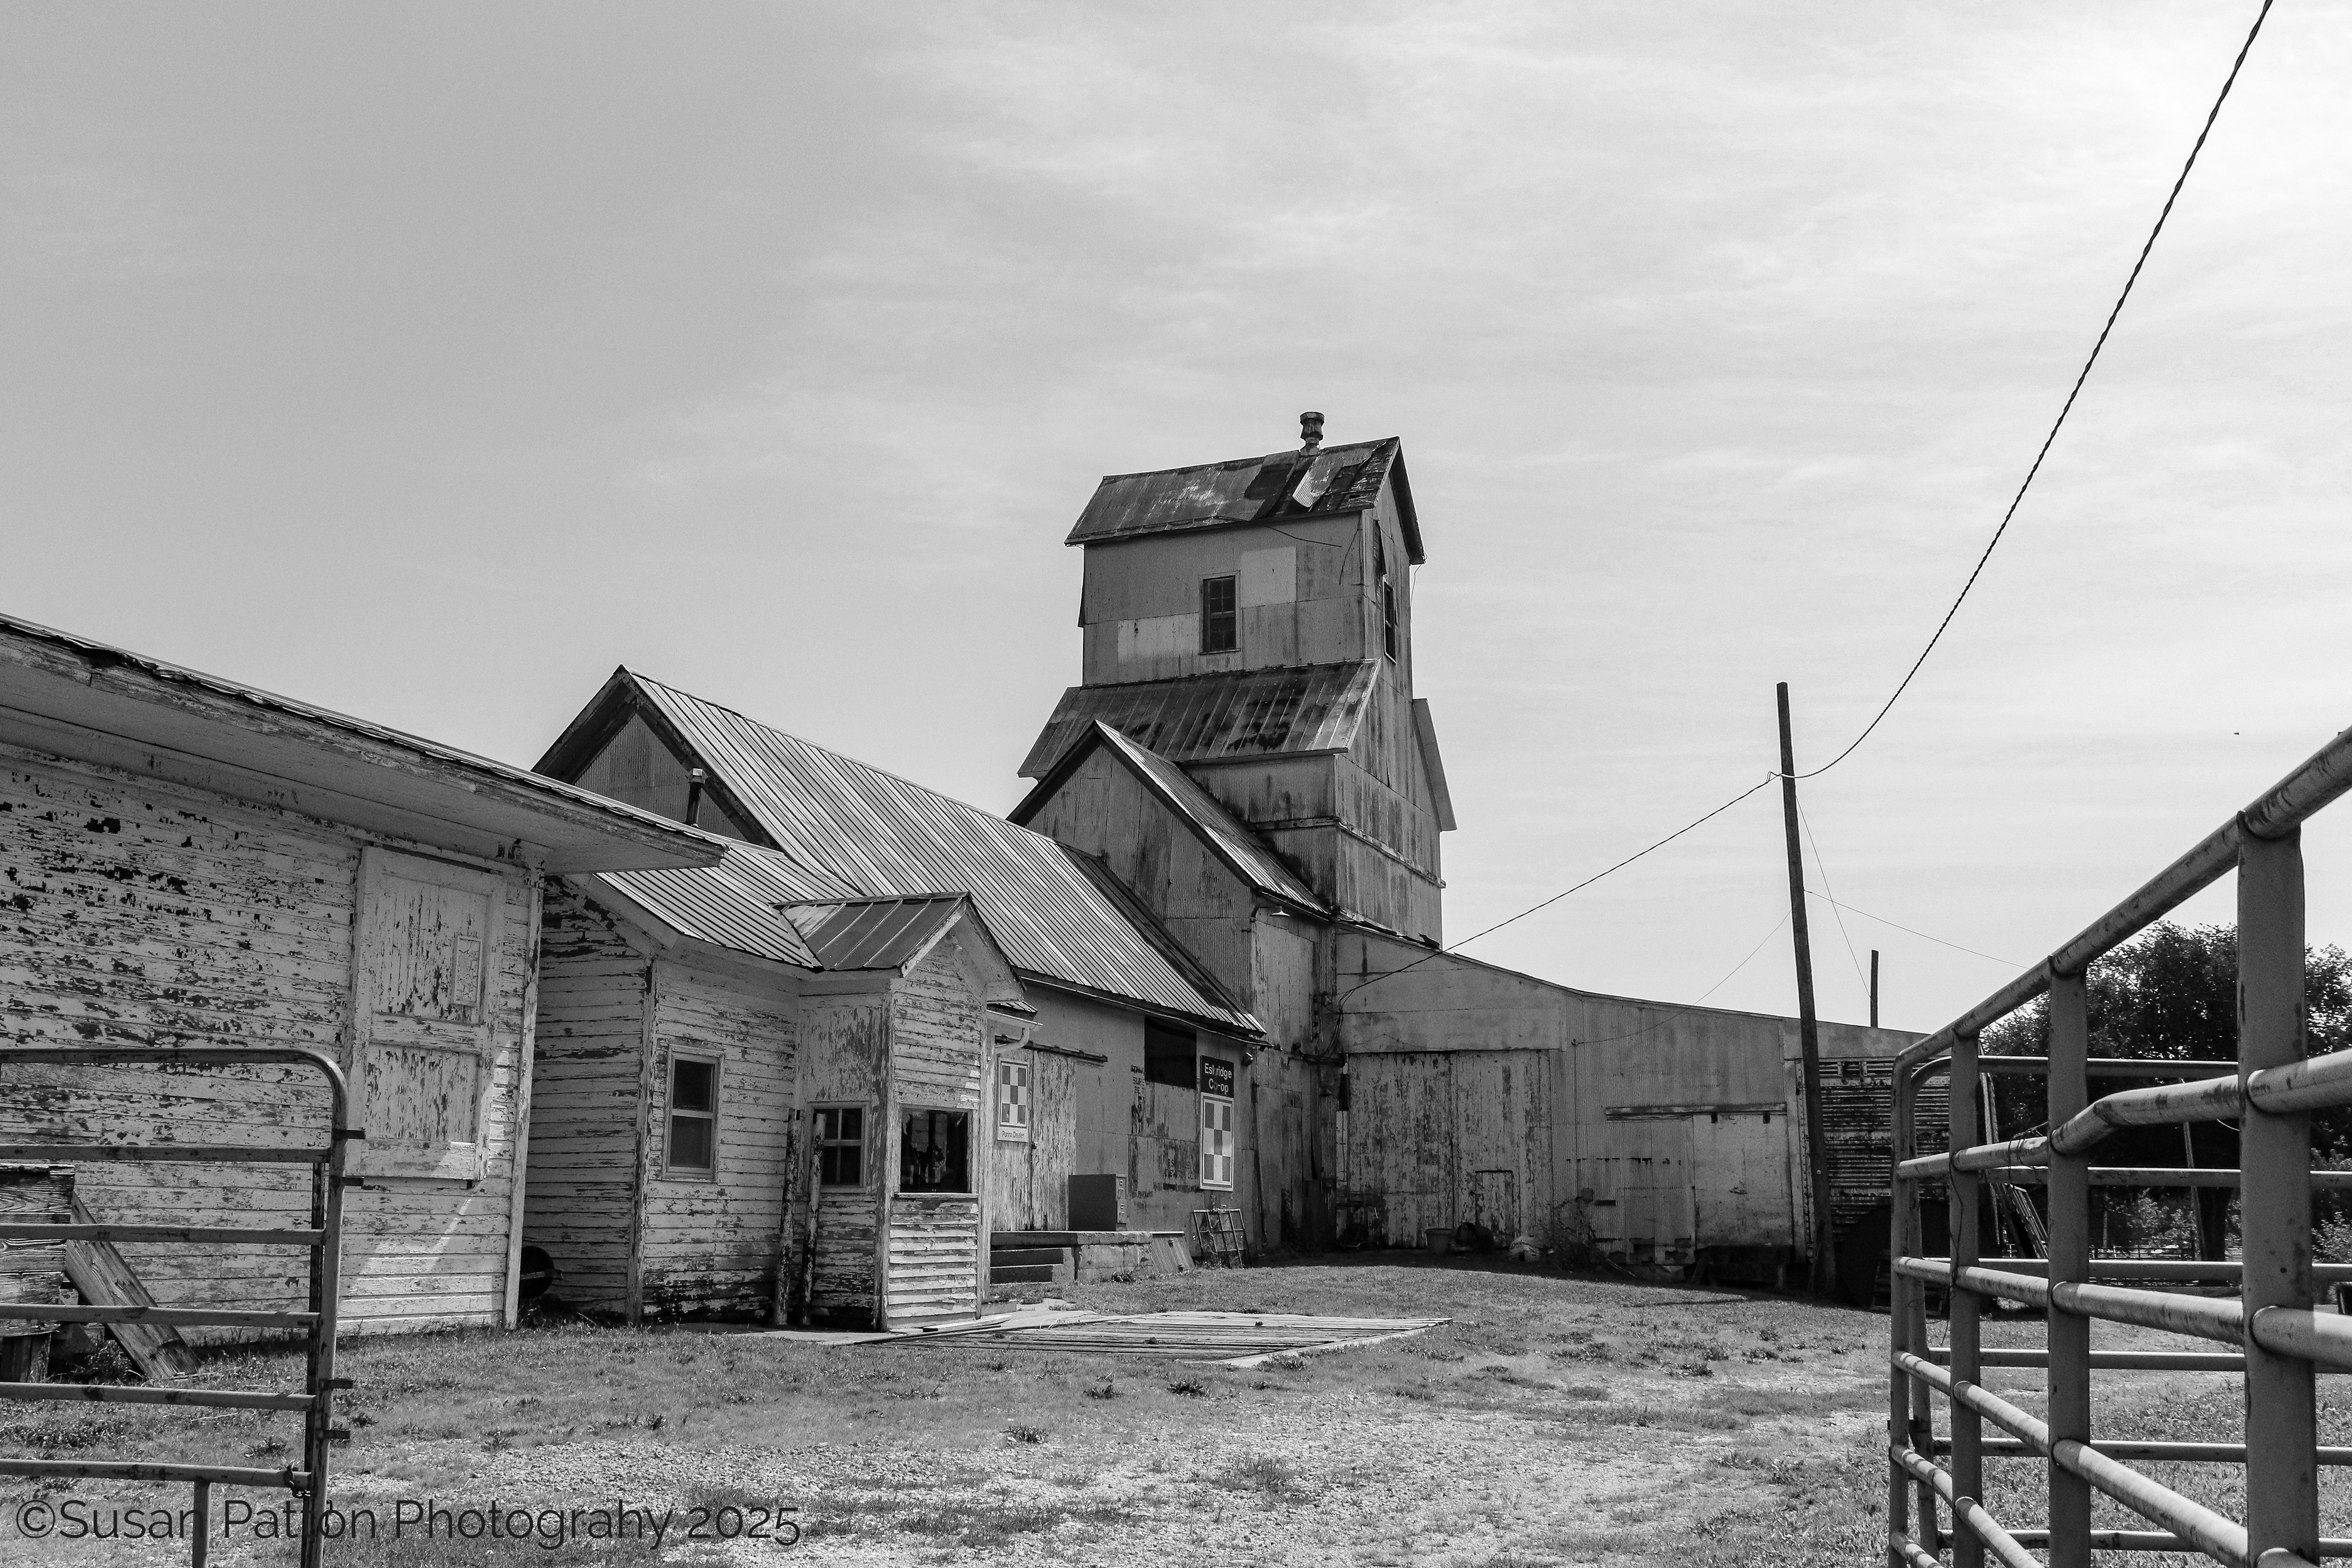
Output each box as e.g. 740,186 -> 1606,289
0,1045 -> 353,1568
1887,725 -> 2352,1567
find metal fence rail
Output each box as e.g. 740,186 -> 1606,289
0,1046 -> 355,1568
1887,723 -> 2352,1568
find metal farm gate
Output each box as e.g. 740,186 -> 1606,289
1887,727 -> 2352,1566
0,1045 -> 353,1568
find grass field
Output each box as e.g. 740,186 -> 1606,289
10,1256 -> 2338,1566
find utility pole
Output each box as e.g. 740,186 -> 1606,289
1777,682 -> 1836,1296
1870,949 -> 1880,1029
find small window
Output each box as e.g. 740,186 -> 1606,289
1200,1092 -> 1234,1189
900,1109 -> 971,1193
1381,582 -> 1398,661
667,1056 -> 718,1176
1200,576 -> 1237,653
1144,1019 -> 1196,1088
814,1106 -> 865,1187
997,1058 -> 1031,1142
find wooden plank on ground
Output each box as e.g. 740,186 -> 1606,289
61,1194 -> 199,1382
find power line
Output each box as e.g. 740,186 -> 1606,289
1797,799 -> 1869,997
1803,889 -> 2021,968
1336,4 -> 2274,998
1695,912 -> 1791,1006
1793,0 -> 2276,781
1338,773 -> 1776,1003
1572,911 -> 1792,1047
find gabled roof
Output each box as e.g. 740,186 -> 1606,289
537,671 -> 1259,1037
1010,722 -> 1324,915
1066,437 -> 1423,564
0,611 -> 724,874
1019,661 -> 1379,780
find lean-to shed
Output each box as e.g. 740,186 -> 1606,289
0,613 -> 721,1338
525,843 -> 1029,1327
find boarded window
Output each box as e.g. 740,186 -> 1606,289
351,848 -> 502,1180
815,1106 -> 864,1187
1200,1093 -> 1235,1190
667,1056 -> 717,1175
901,1109 -> 971,1193
996,1058 -> 1031,1142
1144,1019 -> 1195,1088
1382,583 -> 1399,661
1200,576 -> 1237,653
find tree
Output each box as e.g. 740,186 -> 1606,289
1978,922 -> 2352,1258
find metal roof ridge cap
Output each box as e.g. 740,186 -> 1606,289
1087,440 -> 1390,487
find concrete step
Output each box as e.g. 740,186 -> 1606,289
989,1262 -> 1069,1285
991,1247 -> 1074,1268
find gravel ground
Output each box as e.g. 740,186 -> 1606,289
0,1257 -> 1906,1567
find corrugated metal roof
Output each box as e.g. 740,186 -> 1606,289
596,841 -> 857,968
624,674 -> 1260,1036
784,895 -> 968,972
1018,661 -> 1379,780
1014,723 -> 1324,914
1065,437 -> 1421,562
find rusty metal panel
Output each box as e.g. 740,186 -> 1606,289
1065,438 -> 1401,548
1018,661 -> 1380,779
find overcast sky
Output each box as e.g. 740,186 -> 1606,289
7,3 -> 2348,1035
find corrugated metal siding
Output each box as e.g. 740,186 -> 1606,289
1088,725 -> 1324,911
1065,438 -> 1400,549
1019,661 -> 1380,779
629,677 -> 1258,1036
1821,1059 -> 1948,1235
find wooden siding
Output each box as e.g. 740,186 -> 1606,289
883,1195 -> 979,1324
0,745 -> 536,1338
519,884 -> 649,1311
890,945 -> 984,1113
636,958 -> 797,1318
1077,514 -> 1362,686
809,1187 -> 877,1317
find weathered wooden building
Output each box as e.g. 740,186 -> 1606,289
523,840 -> 1035,1329
531,672 -> 1268,1265
0,613 -> 720,1339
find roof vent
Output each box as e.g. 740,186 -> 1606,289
1299,411 -> 1324,453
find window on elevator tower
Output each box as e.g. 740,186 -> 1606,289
1377,531 -> 1399,661
1201,575 -> 1237,653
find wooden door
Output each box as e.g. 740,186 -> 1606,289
351,848 -> 502,1180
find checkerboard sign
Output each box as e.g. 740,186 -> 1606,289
996,1058 -> 1030,1142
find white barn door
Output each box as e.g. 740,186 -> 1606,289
351,848 -> 502,1180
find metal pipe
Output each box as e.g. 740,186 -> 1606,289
1923,1349 -> 2251,1372
1888,1445 -> 2041,1568
1888,1046 -> 1918,1568
1909,1257 -> 2352,1284
2250,1308 -> 2352,1372
2046,969 -> 2092,1568
1896,1352 -> 2260,1563
0,1458 -> 303,1487
1983,1167 -> 2352,1190
1980,1057 -> 2237,1077
1948,1029 -> 1985,1568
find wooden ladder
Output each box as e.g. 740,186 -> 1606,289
1192,1208 -> 1245,1269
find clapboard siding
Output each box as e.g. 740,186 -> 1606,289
520,884 -> 650,1312
636,959 -> 798,1318
891,947 -> 983,1111
885,1196 -> 979,1323
0,746 -> 536,1338
810,1187 -> 878,1316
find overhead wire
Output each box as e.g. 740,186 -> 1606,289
1332,2 -> 2275,1000
1790,0 -> 2276,780
1802,890 -> 2022,968
1797,799 -> 1869,999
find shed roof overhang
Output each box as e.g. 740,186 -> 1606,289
0,613 -> 726,874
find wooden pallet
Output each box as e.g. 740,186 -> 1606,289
1192,1208 -> 1244,1269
